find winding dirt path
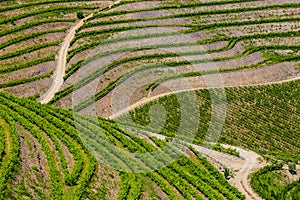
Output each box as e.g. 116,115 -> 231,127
40,18 -> 86,104
219,145 -> 266,200
191,144 -> 266,200
40,0 -> 122,104
109,74 -> 300,119
140,131 -> 266,199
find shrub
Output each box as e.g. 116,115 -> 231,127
77,12 -> 84,19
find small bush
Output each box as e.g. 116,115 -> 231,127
77,12 -> 84,19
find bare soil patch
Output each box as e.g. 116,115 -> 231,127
242,36 -> 300,47
1,32 -> 66,55
87,163 -> 120,200
1,77 -> 52,98
0,45 -> 60,66
0,22 -> 74,44
0,61 -> 55,84
10,125 -> 50,199
151,61 -> 300,96
111,1 -> 160,12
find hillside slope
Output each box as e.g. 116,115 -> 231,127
0,92 -> 244,199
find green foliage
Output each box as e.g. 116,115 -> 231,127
0,71 -> 53,89
0,19 -> 76,38
130,81 -> 300,162
250,164 -> 300,200
77,12 -> 84,19
224,168 -> 230,178
1,0 -> 299,198
0,5 -> 97,25
0,41 -> 59,61
288,163 -> 296,171
0,113 -> 20,198
0,55 -> 55,74
0,91 -> 245,199
0,28 -> 67,50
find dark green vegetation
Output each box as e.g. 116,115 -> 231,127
0,0 -> 106,96
1,0 -> 300,199
50,0 -> 300,112
251,164 -> 300,200
0,92 -> 244,199
130,81 -> 300,162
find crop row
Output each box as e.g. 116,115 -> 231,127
71,43 -> 298,110
51,111 -> 180,199
0,19 -> 75,38
72,50 -> 254,111
71,25 -> 179,46
81,13 -> 300,33
73,4 -> 300,45
129,76 -> 300,162
0,5 -> 98,25
67,15 -> 299,67
5,93 -> 98,187
0,112 -> 20,198
250,164 -> 300,199
87,0 -> 261,20
0,103 -> 65,198
144,47 -> 299,93
76,112 -> 234,199
57,39 -> 242,104
0,0 -> 101,12
2,91 -> 246,199
65,39 -> 226,80
0,71 -> 53,89
0,28 -> 67,50
99,119 -> 244,199
68,27 -> 299,83
0,93 -> 97,199
0,41 -> 60,61
0,55 -> 55,74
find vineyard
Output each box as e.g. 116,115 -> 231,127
0,0 -> 300,199
46,0 -> 300,116
0,92 -> 245,199
250,163 -> 300,200
129,81 -> 300,162
0,0 -> 110,98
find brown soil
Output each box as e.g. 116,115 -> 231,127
242,36 -> 300,47
0,22 -> 74,44
1,77 -> 53,98
1,32 -> 66,54
57,139 -> 74,172
152,61 -> 300,96
110,1 -> 161,12
0,61 -> 55,84
10,125 -> 50,199
87,163 -> 120,200
0,45 -> 60,66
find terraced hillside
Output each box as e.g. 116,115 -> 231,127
129,79 -> 300,162
0,92 -> 245,199
43,0 -> 300,117
0,0 -> 111,98
0,0 -> 300,199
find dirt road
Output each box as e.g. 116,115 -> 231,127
191,144 -> 266,200
139,131 -> 266,199
40,19 -> 84,104
40,0 -> 122,104
109,74 -> 300,119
